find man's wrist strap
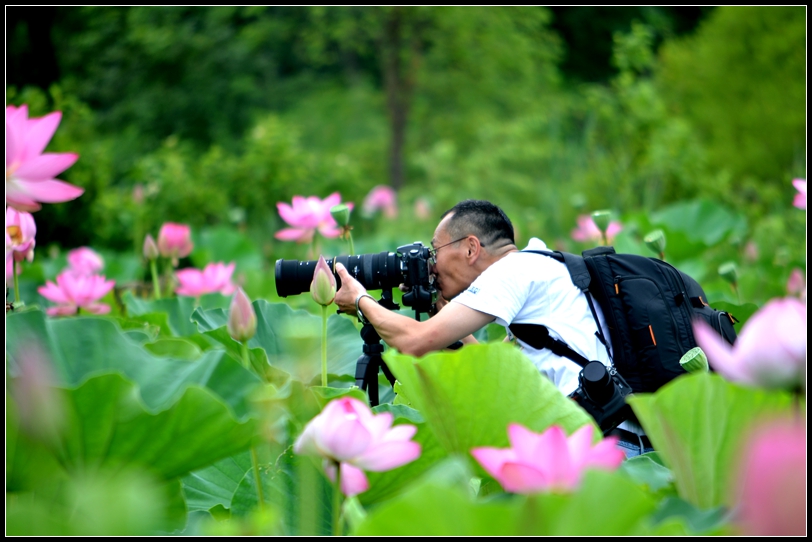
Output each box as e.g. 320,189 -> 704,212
355,293 -> 376,325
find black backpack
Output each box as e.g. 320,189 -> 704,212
510,246 -> 738,394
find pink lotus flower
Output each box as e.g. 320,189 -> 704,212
693,298 -> 806,390
294,396 -> 421,497
275,193 -> 354,243
732,419 -> 806,536
570,215 -> 623,244
362,185 -> 398,218
38,270 -> 116,316
470,423 -> 624,494
6,104 -> 82,212
6,206 -> 36,263
157,222 -> 194,262
792,178 -> 806,210
175,261 -> 236,297
66,247 -> 104,275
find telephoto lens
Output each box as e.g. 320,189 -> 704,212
275,252 -> 402,297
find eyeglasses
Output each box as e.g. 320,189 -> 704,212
428,236 -> 470,266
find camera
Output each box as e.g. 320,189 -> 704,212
569,361 -> 634,435
274,241 -> 437,317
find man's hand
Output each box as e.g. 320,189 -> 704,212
334,263 -> 368,315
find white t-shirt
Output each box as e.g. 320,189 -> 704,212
452,237 -> 612,395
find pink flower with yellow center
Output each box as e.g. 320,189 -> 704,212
275,193 -> 354,243
6,206 -> 36,263
6,104 -> 82,212
38,270 -> 115,316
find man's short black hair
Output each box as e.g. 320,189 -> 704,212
441,200 -> 515,248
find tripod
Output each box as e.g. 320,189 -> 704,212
353,284 -> 445,406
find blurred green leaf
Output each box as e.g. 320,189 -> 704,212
628,372 -> 796,509
650,496 -> 732,535
650,199 -> 746,247
6,469 -> 187,536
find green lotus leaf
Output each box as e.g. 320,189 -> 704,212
231,446 -> 332,536
123,291 -> 230,337
6,309 -> 261,418
182,451 -> 253,513
650,199 -> 747,247
627,372 -> 796,509
7,371 -> 259,486
354,467 -> 658,536
58,373 -> 259,479
144,337 -> 203,360
192,300 -> 363,381
384,343 -> 596,460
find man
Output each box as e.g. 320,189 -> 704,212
334,199 -> 651,457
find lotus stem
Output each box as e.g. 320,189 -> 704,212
150,259 -> 161,300
251,447 -> 265,511
321,304 -> 328,387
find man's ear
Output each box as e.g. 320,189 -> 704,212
467,236 -> 481,260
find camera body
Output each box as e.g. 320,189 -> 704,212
275,241 -> 437,315
569,360 -> 634,435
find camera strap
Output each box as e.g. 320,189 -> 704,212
509,323 -> 591,369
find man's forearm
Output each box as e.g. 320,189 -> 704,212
357,295 -> 435,355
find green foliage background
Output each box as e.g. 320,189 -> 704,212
7,6 -> 806,303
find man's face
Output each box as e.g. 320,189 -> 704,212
430,215 -> 473,300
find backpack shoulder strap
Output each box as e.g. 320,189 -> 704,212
520,249 -> 612,359
508,323 -> 591,368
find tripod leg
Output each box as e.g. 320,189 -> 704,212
364,356 -> 380,407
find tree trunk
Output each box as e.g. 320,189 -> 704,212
380,7 -> 418,192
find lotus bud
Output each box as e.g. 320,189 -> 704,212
310,255 -> 336,306
143,234 -> 159,261
227,288 -> 257,343
330,204 -> 351,228
591,209 -> 613,233
157,222 -> 193,263
680,346 -> 709,373
718,262 -> 738,285
644,229 -> 666,258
